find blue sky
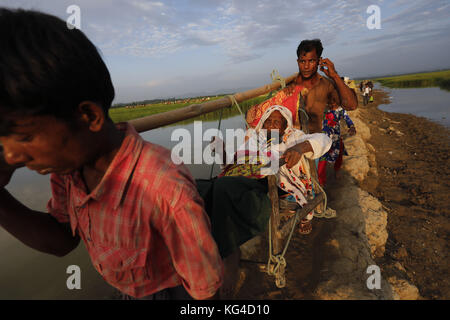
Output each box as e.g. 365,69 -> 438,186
1,0 -> 449,103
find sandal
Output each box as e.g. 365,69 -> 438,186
299,218 -> 312,235
314,207 -> 337,219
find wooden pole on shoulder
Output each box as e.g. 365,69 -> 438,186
130,73 -> 298,133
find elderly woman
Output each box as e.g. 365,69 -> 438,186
198,105 -> 331,297
219,105 -> 331,234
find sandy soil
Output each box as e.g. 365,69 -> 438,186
360,89 -> 450,300
234,87 -> 449,300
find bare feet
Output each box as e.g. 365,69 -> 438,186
299,218 -> 312,234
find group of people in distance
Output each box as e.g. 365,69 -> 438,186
360,80 -> 374,106
0,9 -> 358,300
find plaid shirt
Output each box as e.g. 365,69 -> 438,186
47,122 -> 223,299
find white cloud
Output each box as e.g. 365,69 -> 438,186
2,0 -> 449,90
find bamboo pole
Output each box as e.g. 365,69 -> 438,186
268,175 -> 282,255
130,73 -> 298,133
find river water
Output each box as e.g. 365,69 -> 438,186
377,85 -> 450,128
1,85 -> 448,299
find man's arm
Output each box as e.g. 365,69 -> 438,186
0,158 -> 79,256
320,58 -> 358,110
0,188 -> 80,256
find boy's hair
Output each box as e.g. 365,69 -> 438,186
0,8 -> 115,134
296,39 -> 323,58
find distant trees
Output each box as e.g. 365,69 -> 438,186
112,95 -> 217,109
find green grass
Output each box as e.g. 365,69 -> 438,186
109,93 -> 271,125
109,96 -> 224,123
372,69 -> 450,91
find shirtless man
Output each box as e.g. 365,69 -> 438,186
247,39 -> 358,133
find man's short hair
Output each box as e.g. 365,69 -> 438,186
0,8 -> 115,134
296,39 -> 323,58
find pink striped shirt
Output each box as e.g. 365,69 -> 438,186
47,122 -> 223,299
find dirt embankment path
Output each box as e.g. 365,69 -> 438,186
235,87 -> 449,300
359,89 -> 450,300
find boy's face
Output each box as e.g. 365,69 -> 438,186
0,115 -> 93,175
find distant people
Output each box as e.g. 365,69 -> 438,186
363,83 -> 371,106
318,100 -> 356,188
367,81 -> 374,103
0,9 -> 223,300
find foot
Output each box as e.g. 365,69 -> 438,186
299,218 -> 312,235
314,207 -> 337,219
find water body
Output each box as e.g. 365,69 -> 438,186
377,85 -> 450,127
0,113 -> 247,299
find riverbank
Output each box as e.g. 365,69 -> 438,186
234,86 -> 449,300
373,69 -> 450,91
358,88 -> 450,299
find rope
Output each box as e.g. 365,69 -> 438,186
209,107 -> 224,179
266,204 -> 301,288
298,108 -> 309,122
266,69 -> 286,100
311,175 -> 328,214
228,95 -> 249,129
266,176 -> 328,287
271,69 -> 286,89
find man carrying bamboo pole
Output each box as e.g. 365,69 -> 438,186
246,39 -> 358,218
246,39 -> 358,134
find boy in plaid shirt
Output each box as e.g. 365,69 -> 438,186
0,9 -> 223,300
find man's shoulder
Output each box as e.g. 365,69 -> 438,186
137,141 -> 189,177
135,141 -> 196,196
319,75 -> 337,89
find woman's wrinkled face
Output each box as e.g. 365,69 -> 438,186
262,110 -> 287,139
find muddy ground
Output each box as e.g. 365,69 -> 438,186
361,89 -> 450,300
234,88 -> 449,300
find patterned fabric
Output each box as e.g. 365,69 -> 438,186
246,85 -> 304,128
218,150 -> 269,179
246,74 -> 340,131
320,107 -> 354,162
47,122 -> 223,299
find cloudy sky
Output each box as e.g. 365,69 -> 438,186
1,0 -> 449,103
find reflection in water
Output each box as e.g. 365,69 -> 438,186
0,112 -> 248,299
